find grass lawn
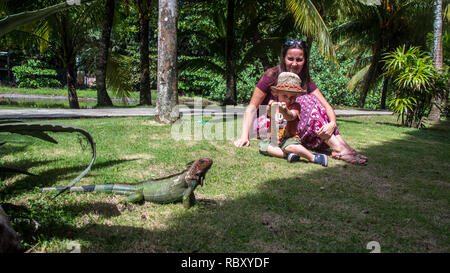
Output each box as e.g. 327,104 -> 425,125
0,86 -> 218,109
0,115 -> 449,253
0,86 -> 140,100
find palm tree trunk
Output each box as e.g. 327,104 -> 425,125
124,0 -> 130,17
60,15 -> 79,109
380,77 -> 389,109
358,41 -> 382,108
0,205 -> 24,253
96,0 -> 115,107
223,0 -> 236,105
306,35 -> 313,60
428,0 -> 443,122
66,60 -> 80,109
138,0 -> 152,105
155,0 -> 178,123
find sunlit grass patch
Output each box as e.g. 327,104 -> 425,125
1,115 -> 449,253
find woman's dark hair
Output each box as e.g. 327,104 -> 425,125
279,40 -> 311,91
260,40 -> 311,93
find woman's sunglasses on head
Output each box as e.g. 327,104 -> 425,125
284,39 -> 305,47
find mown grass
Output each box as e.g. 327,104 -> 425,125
0,86 -> 140,100
0,115 -> 449,253
0,86 -> 218,109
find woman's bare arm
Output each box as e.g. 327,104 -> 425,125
310,88 -> 337,139
234,87 -> 267,147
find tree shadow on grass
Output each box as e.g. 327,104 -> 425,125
336,119 -> 365,125
15,120 -> 450,253
375,122 -> 402,127
0,159 -> 58,179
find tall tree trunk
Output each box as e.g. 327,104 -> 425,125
428,0 -> 443,122
155,0 -> 178,123
138,0 -> 152,105
223,0 -> 236,105
66,59 -> 80,109
380,77 -> 389,109
96,0 -> 115,107
124,0 -> 130,17
61,15 -> 79,109
306,35 -> 313,60
0,205 -> 25,253
358,41 -> 382,108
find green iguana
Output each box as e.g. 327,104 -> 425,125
40,158 -> 213,209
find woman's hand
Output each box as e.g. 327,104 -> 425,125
234,138 -> 250,147
317,121 -> 336,140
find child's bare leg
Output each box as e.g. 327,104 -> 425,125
266,144 -> 286,158
284,144 -> 315,162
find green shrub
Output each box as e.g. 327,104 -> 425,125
382,45 -> 443,128
12,59 -> 61,89
310,47 -> 360,108
179,68 -> 224,99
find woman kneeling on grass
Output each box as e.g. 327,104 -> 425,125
234,39 -> 368,166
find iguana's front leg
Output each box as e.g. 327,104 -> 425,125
182,184 -> 197,209
124,189 -> 144,204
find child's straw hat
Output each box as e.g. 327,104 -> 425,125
270,72 -> 303,93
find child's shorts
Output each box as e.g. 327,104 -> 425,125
258,137 -> 302,155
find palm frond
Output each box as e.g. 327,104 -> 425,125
0,0 -> 95,36
347,64 -> 371,92
105,52 -> 135,99
179,57 -> 226,78
445,2 -> 450,21
286,0 -> 337,65
237,37 -> 282,72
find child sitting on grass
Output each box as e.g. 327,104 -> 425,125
258,72 -> 328,167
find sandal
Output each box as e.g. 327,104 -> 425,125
332,151 -> 367,166
349,149 -> 368,161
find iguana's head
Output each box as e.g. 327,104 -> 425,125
185,158 -> 213,186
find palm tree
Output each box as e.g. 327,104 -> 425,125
286,0 -> 336,64
155,0 -> 178,123
1,1 -> 104,109
49,3 -> 103,108
179,0 -> 335,105
95,0 -> 115,107
223,0 -> 236,105
428,0 -> 444,122
0,0 -> 94,37
333,0 -> 434,108
136,0 -> 152,105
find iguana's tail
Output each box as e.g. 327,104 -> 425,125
39,184 -> 137,195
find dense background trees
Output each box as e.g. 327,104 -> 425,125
0,0 -> 448,121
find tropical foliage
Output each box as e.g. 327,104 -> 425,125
332,0 -> 435,108
0,0 -> 447,111
11,59 -> 61,88
382,46 -> 444,127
